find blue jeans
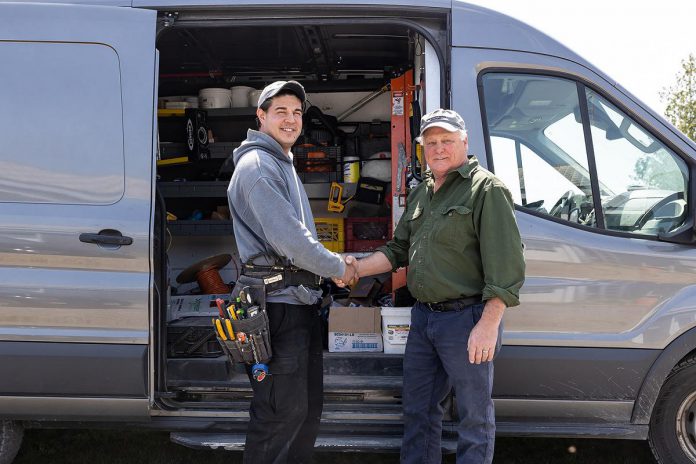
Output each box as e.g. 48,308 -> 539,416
400,301 -> 502,464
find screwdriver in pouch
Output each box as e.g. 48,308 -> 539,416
215,298 -> 226,318
213,318 -> 228,341
224,318 -> 235,339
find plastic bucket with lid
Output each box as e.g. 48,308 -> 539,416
230,86 -> 254,107
381,307 -> 411,354
199,88 -> 232,108
248,89 -> 263,107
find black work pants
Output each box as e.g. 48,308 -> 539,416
243,301 -> 324,464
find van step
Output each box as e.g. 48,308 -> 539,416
171,432 -> 457,453
168,373 -> 403,395
160,402 -> 404,421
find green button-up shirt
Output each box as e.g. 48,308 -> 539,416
377,156 -> 525,307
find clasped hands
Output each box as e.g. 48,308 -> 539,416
333,255 -> 360,287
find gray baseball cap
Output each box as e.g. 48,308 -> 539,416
256,80 -> 306,108
419,109 -> 466,138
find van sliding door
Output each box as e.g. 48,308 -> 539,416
0,3 -> 157,421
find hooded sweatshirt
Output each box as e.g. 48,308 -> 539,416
227,129 -> 345,305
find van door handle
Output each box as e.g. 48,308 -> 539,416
79,229 -> 133,246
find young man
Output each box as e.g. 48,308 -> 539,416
227,80 -> 356,463
337,109 -> 525,463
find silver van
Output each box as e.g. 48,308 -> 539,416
1,1 -> 695,463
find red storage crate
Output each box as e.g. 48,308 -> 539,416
345,216 -> 391,252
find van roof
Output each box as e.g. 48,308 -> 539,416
10,0 -> 602,84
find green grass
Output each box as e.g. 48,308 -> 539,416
13,429 -> 656,463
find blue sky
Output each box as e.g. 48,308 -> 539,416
466,0 -> 696,117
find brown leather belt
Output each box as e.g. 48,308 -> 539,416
421,295 -> 483,312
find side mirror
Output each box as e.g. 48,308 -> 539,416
658,217 -> 696,245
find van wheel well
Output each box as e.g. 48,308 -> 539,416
649,355 -> 696,464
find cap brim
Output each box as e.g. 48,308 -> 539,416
419,121 -> 461,137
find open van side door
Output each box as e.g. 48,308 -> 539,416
0,3 -> 157,421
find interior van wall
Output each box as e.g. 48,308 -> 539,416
305,92 -> 390,122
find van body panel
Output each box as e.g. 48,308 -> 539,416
494,346 -> 658,401
450,2 -> 603,82
0,397 -> 149,421
450,47 -> 696,350
0,342 -> 147,397
0,2 -> 156,420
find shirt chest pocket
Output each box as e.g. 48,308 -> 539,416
433,205 -> 473,246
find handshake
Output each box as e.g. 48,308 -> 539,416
333,255 -> 360,288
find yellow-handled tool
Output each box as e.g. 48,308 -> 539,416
328,182 -> 354,213
214,318 -> 228,341
225,318 -> 235,340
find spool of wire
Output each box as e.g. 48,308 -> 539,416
177,254 -> 232,294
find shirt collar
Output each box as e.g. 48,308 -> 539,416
424,155 -> 479,187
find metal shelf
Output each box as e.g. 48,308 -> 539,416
158,181 -> 228,198
167,220 -> 233,236
159,181 -> 356,200
157,108 -> 256,118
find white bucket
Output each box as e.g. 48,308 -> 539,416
248,89 -> 263,107
199,88 -> 232,109
381,307 -> 411,354
230,86 -> 254,108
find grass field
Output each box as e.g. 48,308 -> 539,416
12,429 -> 657,463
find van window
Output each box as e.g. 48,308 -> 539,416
481,72 -> 689,236
585,89 -> 688,234
0,42 -> 124,204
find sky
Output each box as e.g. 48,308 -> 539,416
465,0 -> 696,118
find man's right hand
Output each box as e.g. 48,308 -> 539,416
333,255 -> 360,287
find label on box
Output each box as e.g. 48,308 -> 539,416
168,294 -> 228,321
329,332 -> 383,352
385,324 -> 410,344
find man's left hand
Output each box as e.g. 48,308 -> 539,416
467,298 -> 506,364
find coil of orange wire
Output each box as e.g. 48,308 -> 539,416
176,254 -> 232,294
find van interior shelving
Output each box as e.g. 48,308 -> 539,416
152,16 -> 452,439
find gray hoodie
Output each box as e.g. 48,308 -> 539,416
227,129 -> 345,305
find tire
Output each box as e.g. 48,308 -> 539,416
0,420 -> 23,464
649,357 -> 696,463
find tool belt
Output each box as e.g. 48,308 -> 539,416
242,263 -> 322,292
213,274 -> 273,366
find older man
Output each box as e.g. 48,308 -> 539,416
340,109 -> 525,463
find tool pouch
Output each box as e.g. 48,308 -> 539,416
216,274 -> 272,365
216,309 -> 272,365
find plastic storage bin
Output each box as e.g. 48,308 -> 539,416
381,307 -> 412,354
345,216 -> 390,252
315,217 -> 344,252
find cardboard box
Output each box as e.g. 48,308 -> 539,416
328,306 -> 383,352
168,293 -> 229,321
